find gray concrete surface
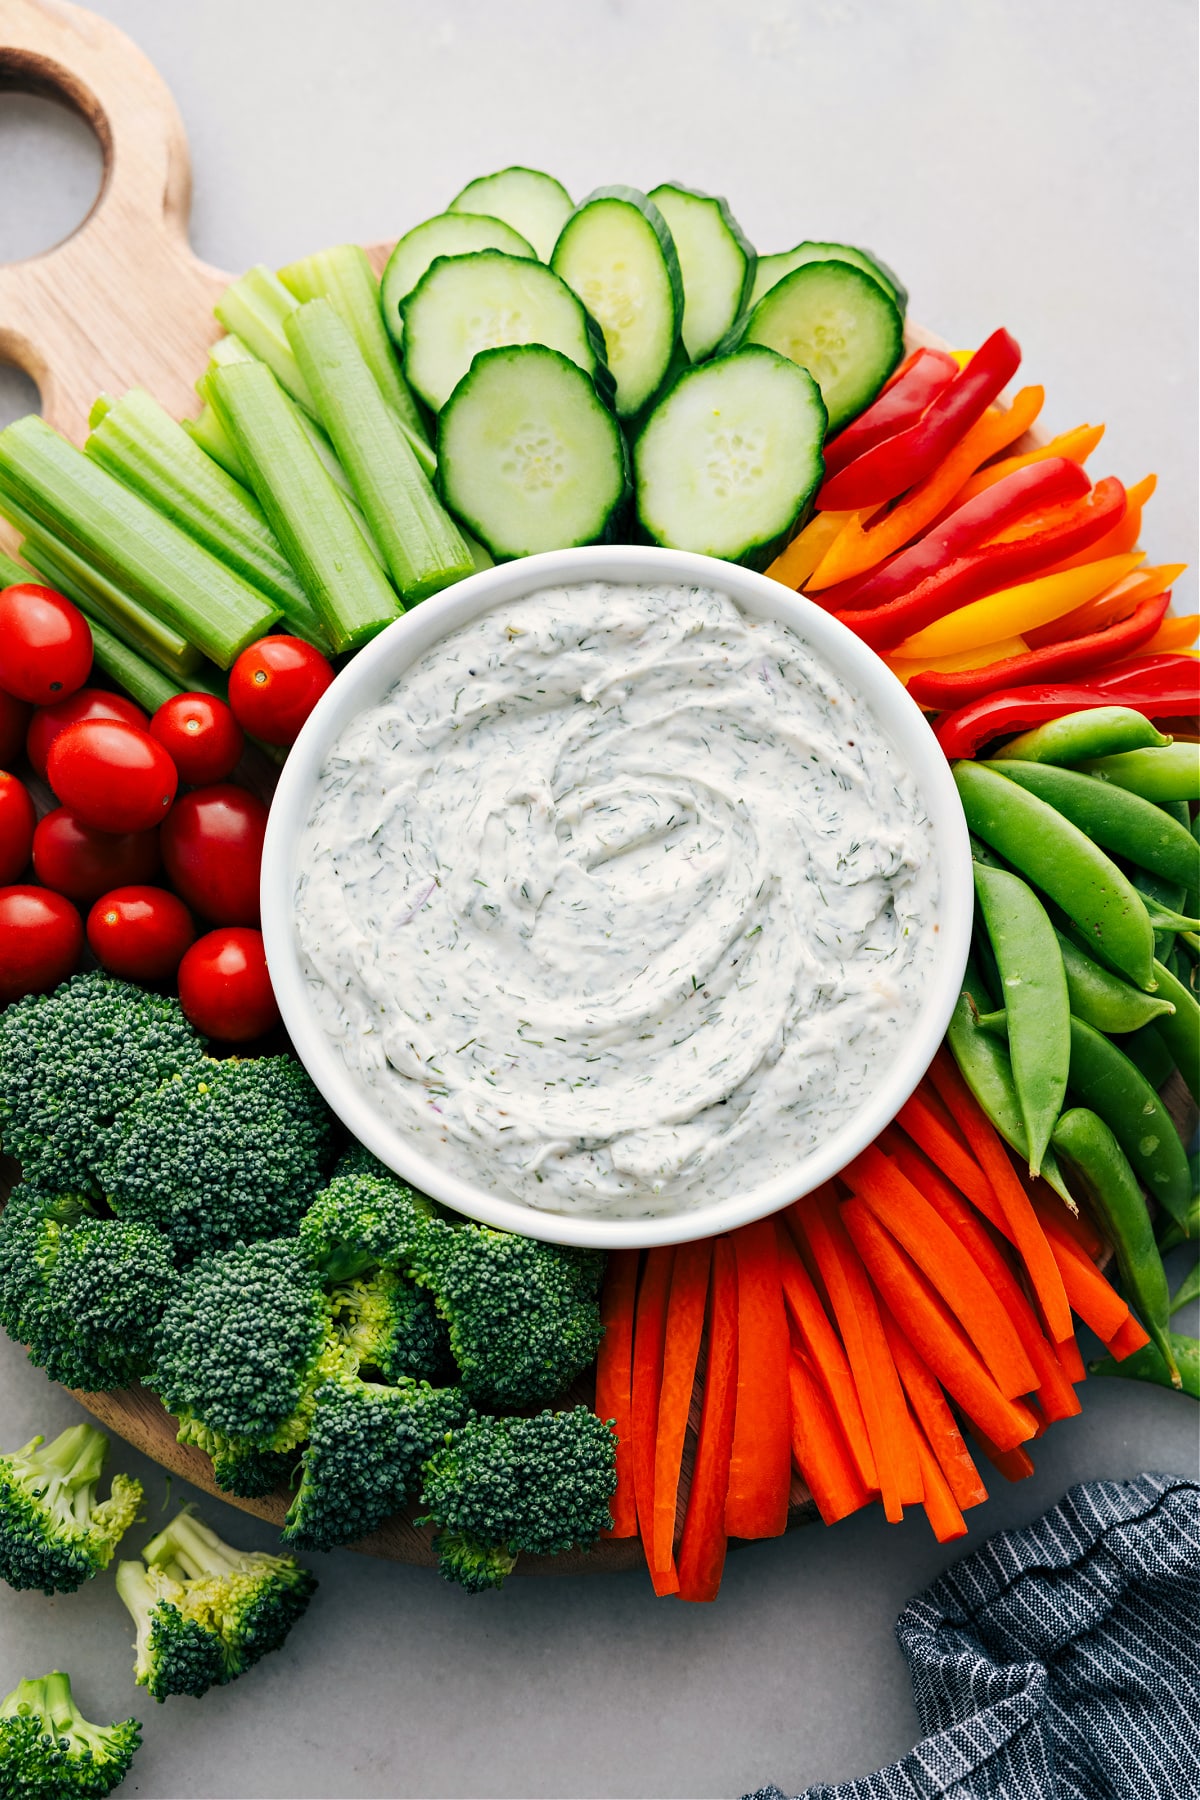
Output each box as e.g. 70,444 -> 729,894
0,2 -> 1197,1795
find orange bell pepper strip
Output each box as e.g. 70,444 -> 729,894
949,423 -> 1106,509
806,387 -> 1045,591
1144,614 -> 1200,653
893,552 -> 1145,661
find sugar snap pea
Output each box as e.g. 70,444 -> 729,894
1171,1263 -> 1200,1315
1066,1016 -> 1192,1226
1157,1180 -> 1198,1252
1115,1022 -> 1177,1092
1054,929 -> 1175,1034
1000,707 -> 1171,765
1150,957 -> 1200,1104
972,861 -> 1068,1176
1090,1333 -> 1198,1398
1139,896 -> 1200,934
954,761 -> 1157,990
1052,1106 -> 1179,1386
1082,743 -> 1200,802
988,760 -> 1200,891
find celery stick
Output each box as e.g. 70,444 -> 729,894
287,299 -> 474,603
18,531 -> 202,681
209,360 -> 400,653
461,529 -> 494,572
85,616 -> 182,714
183,402 -> 248,484
214,267 -> 316,412
86,388 -> 334,652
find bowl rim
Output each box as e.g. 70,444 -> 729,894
261,544 -> 972,1249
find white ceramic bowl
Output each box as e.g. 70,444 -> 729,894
261,545 -> 972,1249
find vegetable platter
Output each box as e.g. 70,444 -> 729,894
0,0 -> 1196,1605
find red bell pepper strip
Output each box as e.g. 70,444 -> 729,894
819,328 -> 1022,511
907,590 -> 1172,709
821,348 -> 959,481
933,662 -> 1200,758
1094,653 -> 1200,691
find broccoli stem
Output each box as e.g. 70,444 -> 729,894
41,1670 -> 108,1755
142,1506 -> 241,1580
115,1560 -> 160,1675
18,1424 -> 107,1526
0,1673 -> 49,1720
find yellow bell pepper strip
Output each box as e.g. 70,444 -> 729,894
807,387 -> 1045,590
1026,563 -> 1187,648
950,423 -> 1105,508
1143,614 -> 1200,654
887,638 -> 1027,685
766,511 -> 857,589
894,552 -> 1146,661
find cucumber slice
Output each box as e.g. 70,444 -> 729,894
550,187 -> 684,421
437,344 -> 630,561
748,240 -> 907,315
401,251 -> 611,415
737,261 -> 903,434
380,212 -> 537,346
447,167 -> 574,261
647,183 -> 756,362
633,346 -> 825,570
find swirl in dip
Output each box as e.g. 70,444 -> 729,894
295,580 -> 940,1218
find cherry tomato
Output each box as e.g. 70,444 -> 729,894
0,690 -> 32,767
0,771 -> 37,884
32,806 -> 162,905
0,584 -> 93,704
228,636 -> 335,747
150,691 -> 245,785
177,926 -> 280,1042
46,718 -> 177,833
0,886 -> 83,1003
160,783 -> 267,925
26,687 -> 148,780
87,884 -> 196,981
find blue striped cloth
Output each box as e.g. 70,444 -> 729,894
746,1472 -> 1200,1800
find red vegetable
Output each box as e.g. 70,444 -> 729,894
32,807 -> 161,906
161,784 -> 267,926
87,885 -> 196,981
150,692 -> 245,785
26,688 -> 148,781
676,1238 -> 739,1604
630,1247 -> 677,1595
177,926 -> 280,1042
0,583 -> 93,704
820,348 -> 959,481
0,886 -> 83,1003
652,1240 -> 712,1574
46,719 -> 177,833
594,1250 -> 640,1539
725,1219 -> 792,1540
0,771 -> 36,885
0,690 -> 32,766
818,328 -> 1022,511
228,636 -> 335,747
933,659 -> 1200,758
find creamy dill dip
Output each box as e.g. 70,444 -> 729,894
294,581 -> 940,1218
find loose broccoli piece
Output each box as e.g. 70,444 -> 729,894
153,1239 -> 345,1456
330,1267 -> 453,1385
0,1423 -> 142,1594
419,1408 -> 616,1593
0,971 -> 204,1195
408,1219 -> 605,1407
298,1145 -> 438,1281
282,1372 -> 468,1552
117,1506 -> 316,1700
0,1671 -> 141,1798
96,1055 -> 334,1258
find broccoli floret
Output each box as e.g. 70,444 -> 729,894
298,1146 -> 438,1281
408,1219 -> 605,1407
330,1267 -> 453,1385
117,1506 -> 316,1700
209,1440 -> 299,1501
419,1408 -> 616,1593
97,1055 -> 334,1258
0,971 -> 204,1195
153,1239 -> 345,1456
282,1372 -> 468,1553
0,1423 -> 142,1594
0,1670 -> 141,1798
0,1184 -> 91,1370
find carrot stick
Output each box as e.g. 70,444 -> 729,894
1106,1312 -> 1152,1361
896,1091 -> 998,1214
725,1220 -> 792,1539
929,1050 -> 1072,1343
912,1420 -> 969,1543
595,1250 -> 640,1537
970,1428 -> 1036,1483
787,1351 -> 875,1525
1033,1203 -> 1132,1342
1056,1333 -> 1087,1384
1026,1173 -> 1102,1258
651,1240 -> 712,1575
677,1239 -> 739,1603
879,1309 -> 987,1511
844,1146 -> 1037,1399
775,1220 -> 878,1491
841,1197 -> 1038,1452
630,1247 -> 678,1595
791,1190 -> 922,1521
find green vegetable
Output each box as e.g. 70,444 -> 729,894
1082,743 -> 1200,802
297,1145 -> 439,1282
971,860 -> 1069,1175
647,182 -> 757,362
989,758 -> 1200,892
1171,1262 -> 1200,1314
286,298 -> 474,601
746,239 -> 907,315
1151,956 -> 1200,1102
1066,1016 -> 1192,1228
182,399 -> 248,482
1114,1020 -> 1177,1091
0,1670 -> 141,1798
214,264 -> 318,412
330,1267 -> 452,1386
81,613 -> 183,714
447,165 -> 574,261
1090,1333 -> 1199,1399
419,1407 -> 616,1592
0,545 -> 30,586
380,210 -> 537,344
209,359 -> 400,652
1054,928 -> 1175,1034
117,1505 -> 316,1700
0,1423 -> 142,1595
1157,1181 -> 1198,1252
96,1055 -> 334,1259
0,414 -> 281,667
999,706 -> 1171,765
